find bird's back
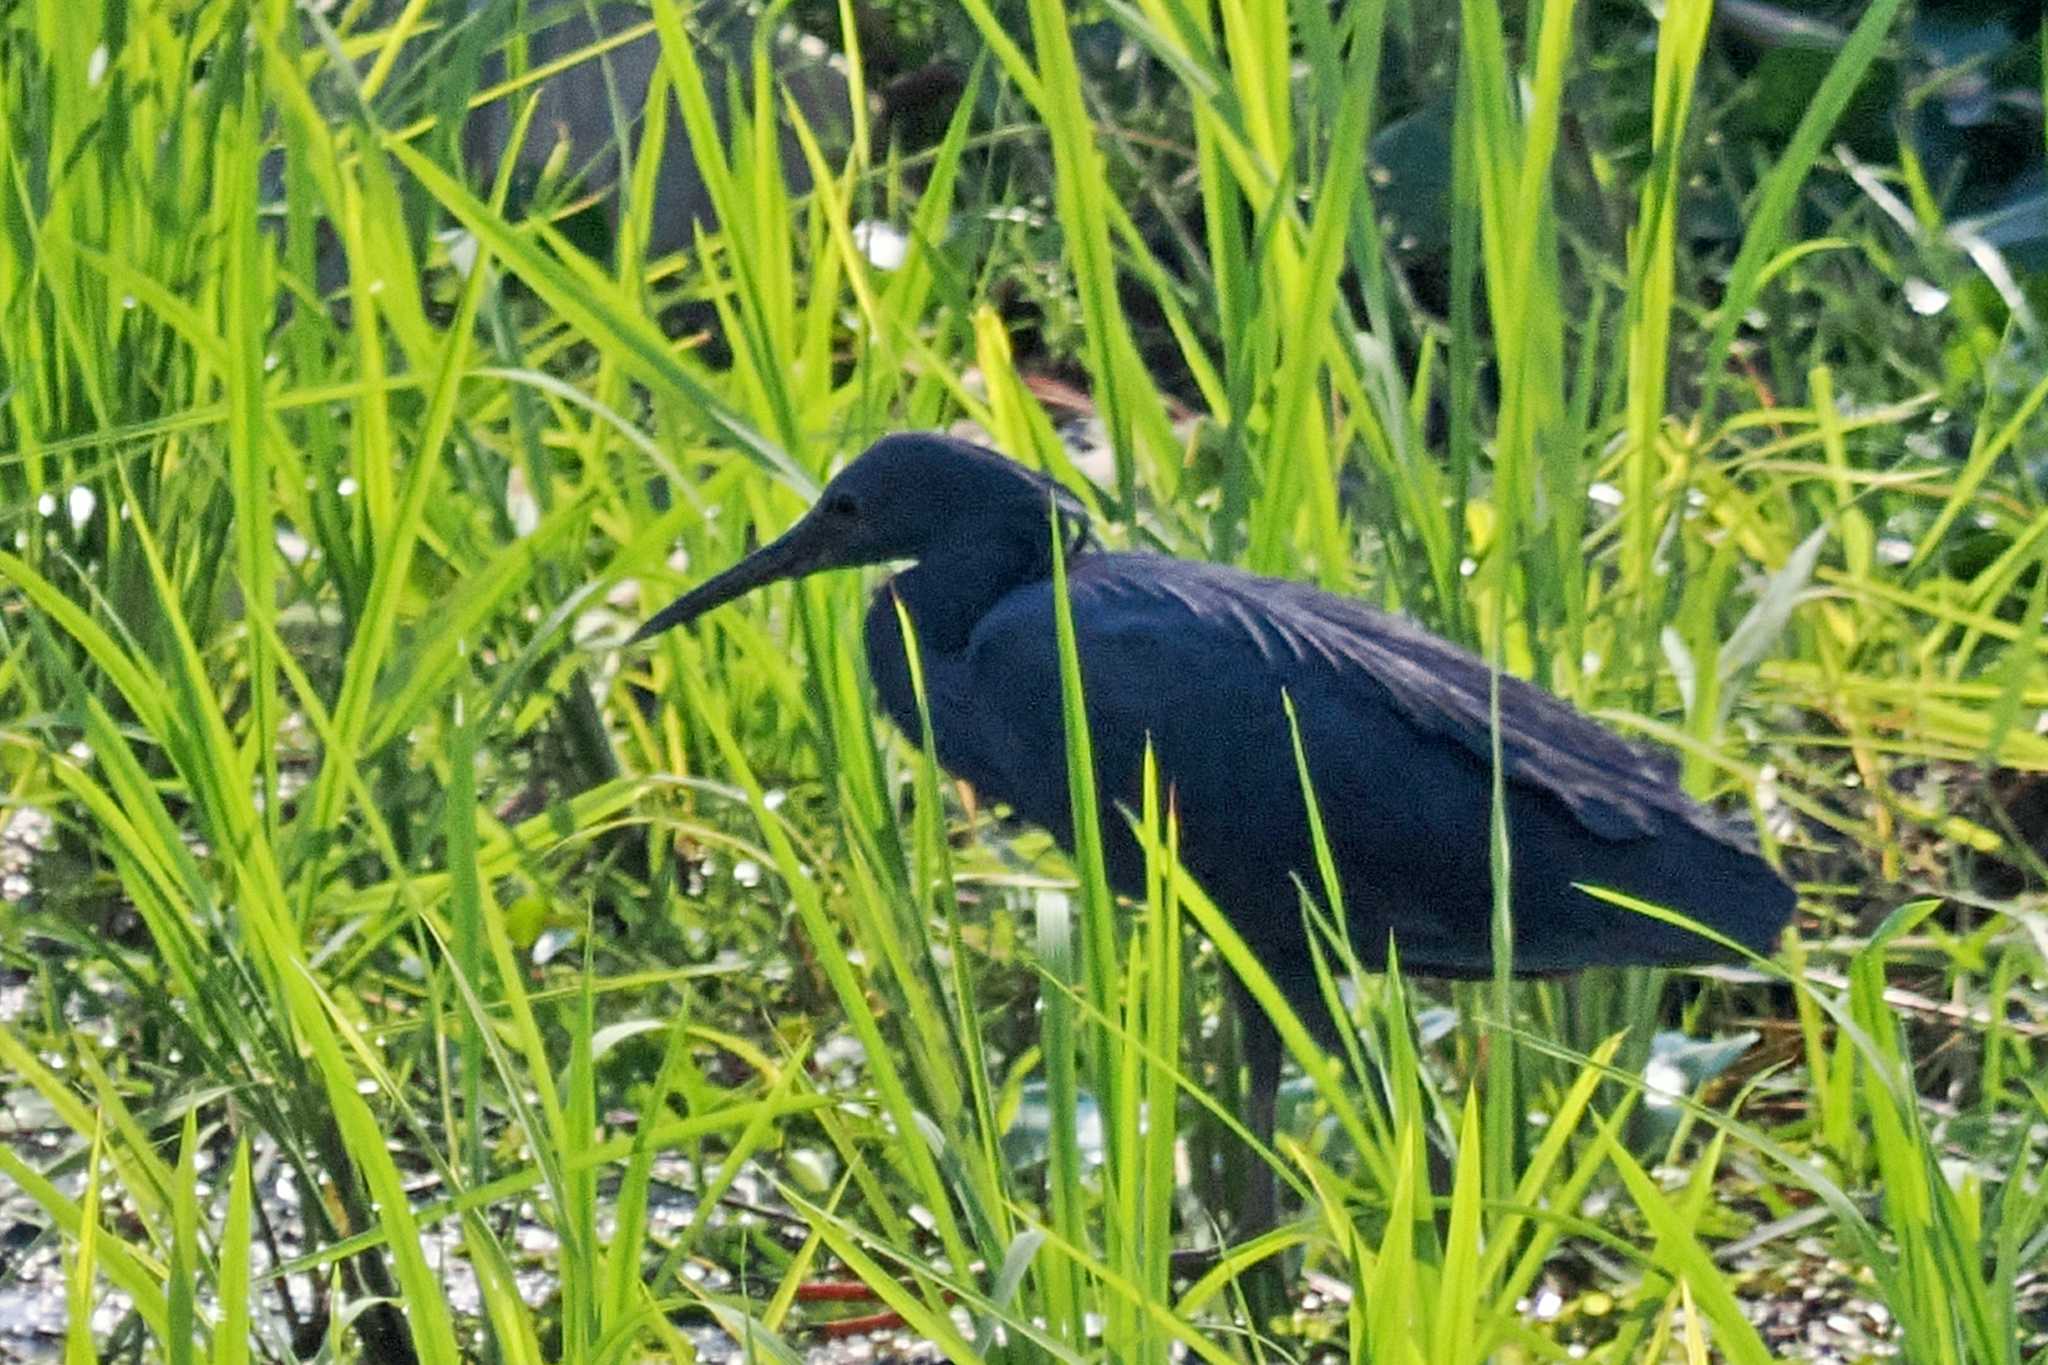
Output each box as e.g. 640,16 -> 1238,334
871,552 -> 1793,985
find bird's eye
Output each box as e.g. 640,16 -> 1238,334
826,492 -> 859,518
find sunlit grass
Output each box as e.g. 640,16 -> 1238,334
1,0 -> 2044,1360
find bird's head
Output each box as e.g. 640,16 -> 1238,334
628,433 -> 1092,644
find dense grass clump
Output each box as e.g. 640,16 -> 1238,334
1,0 -> 2044,1360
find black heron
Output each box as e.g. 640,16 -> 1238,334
631,433 -> 1795,1232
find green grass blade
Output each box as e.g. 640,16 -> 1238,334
1698,0 -> 1910,415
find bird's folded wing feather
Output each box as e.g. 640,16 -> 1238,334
968,556 -> 1742,848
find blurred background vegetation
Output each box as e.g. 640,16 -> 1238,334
0,0 -> 2044,1360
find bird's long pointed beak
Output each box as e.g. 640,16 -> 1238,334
626,511 -> 838,645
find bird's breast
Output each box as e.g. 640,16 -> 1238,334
862,573 -> 1076,836
862,579 -> 923,742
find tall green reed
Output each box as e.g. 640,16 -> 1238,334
2,0 -> 2041,1358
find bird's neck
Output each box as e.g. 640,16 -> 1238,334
874,524 -> 1055,656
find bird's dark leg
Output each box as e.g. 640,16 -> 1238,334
1168,979 -> 1289,1300
1229,977 -> 1293,1331
1232,977 -> 1283,1241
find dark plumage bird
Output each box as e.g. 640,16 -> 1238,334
632,433 -> 1794,1231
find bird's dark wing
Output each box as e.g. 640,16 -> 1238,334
968,554 -> 1738,848
927,551 -> 1788,977
1260,575 -> 1705,842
